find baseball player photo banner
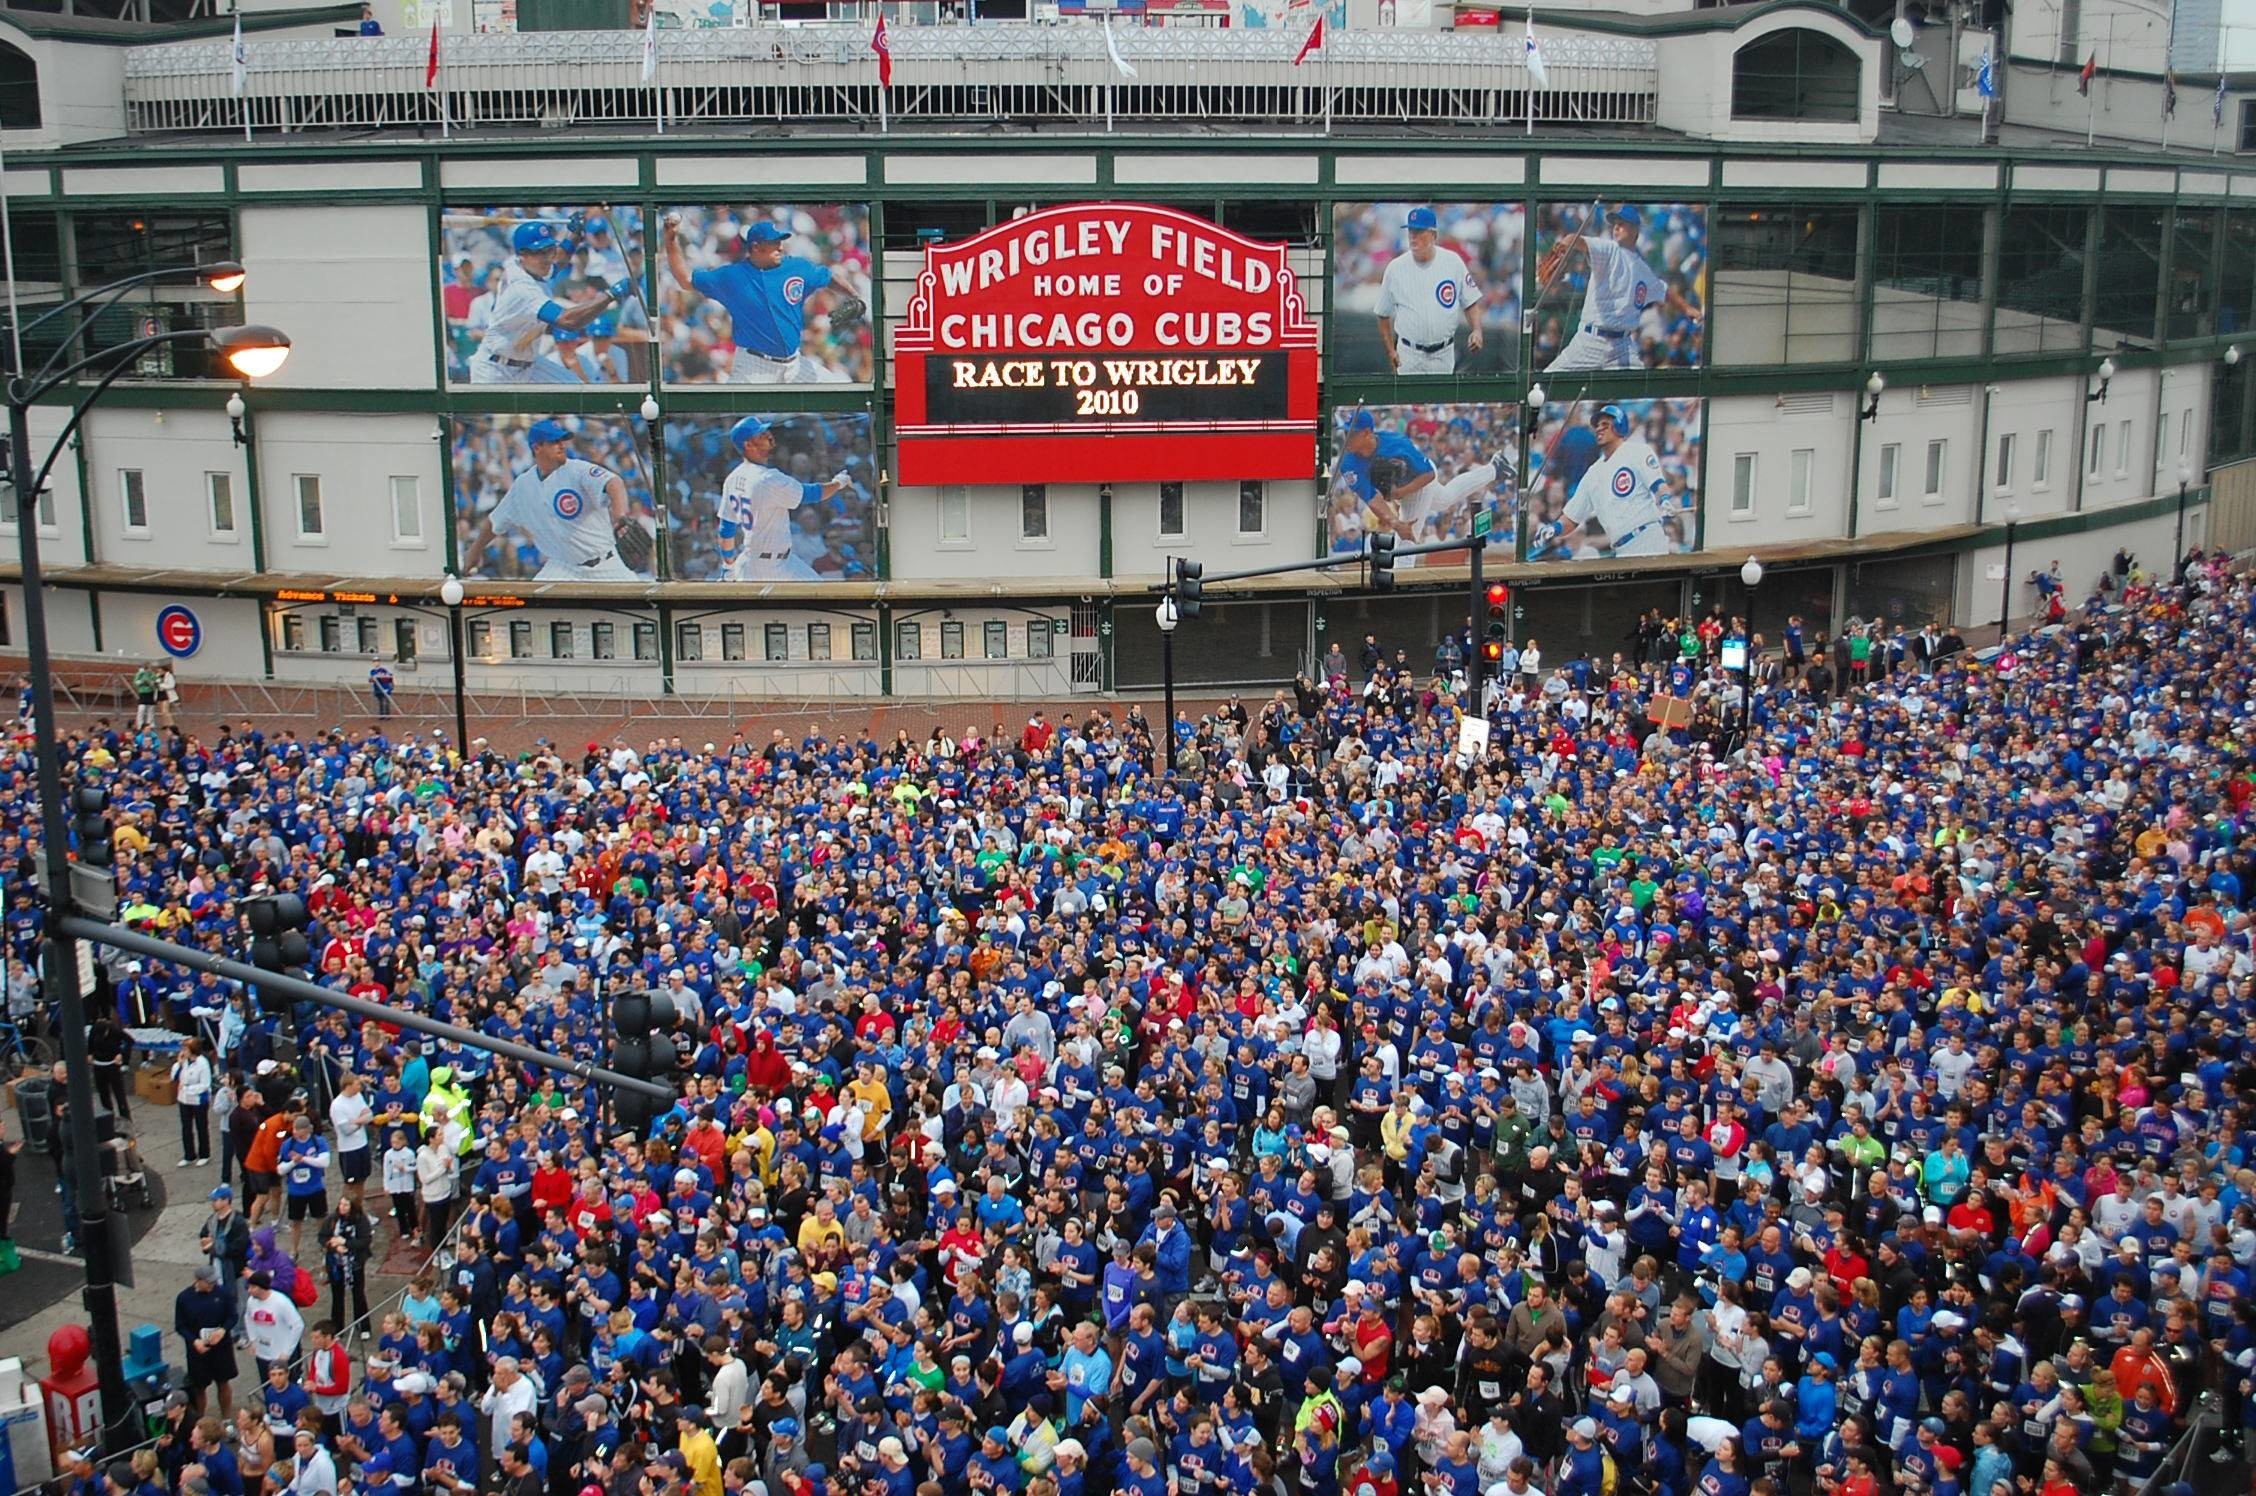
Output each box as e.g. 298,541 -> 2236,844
659,414 -> 878,584
450,415 -> 661,583
1523,398 -> 1702,562
657,204 -> 875,386
1527,201 -> 1708,374
1331,202 -> 1525,378
1325,402 -> 1521,567
439,205 -> 649,387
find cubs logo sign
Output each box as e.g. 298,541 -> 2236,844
894,202 -> 1320,485
1613,468 -> 1636,497
156,604 -> 202,659
782,276 -> 808,306
1634,283 -> 1650,310
554,489 -> 585,519
1435,282 -> 1459,309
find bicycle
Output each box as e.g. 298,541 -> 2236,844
0,1013 -> 57,1074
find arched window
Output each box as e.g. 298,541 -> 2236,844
0,41 -> 39,131
1731,27 -> 1860,123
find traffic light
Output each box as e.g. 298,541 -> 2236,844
1369,532 -> 1396,591
71,782 -> 113,869
243,894 -> 313,1014
1481,640 -> 1505,665
1174,558 -> 1204,620
1484,581 -> 1511,652
610,990 -> 681,1138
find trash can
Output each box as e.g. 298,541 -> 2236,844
11,1074 -> 48,1153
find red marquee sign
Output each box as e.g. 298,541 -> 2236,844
893,203 -> 1320,486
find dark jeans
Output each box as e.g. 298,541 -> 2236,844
93,1062 -> 131,1121
180,1101 -> 211,1160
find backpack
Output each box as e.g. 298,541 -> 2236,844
290,1266 -> 320,1308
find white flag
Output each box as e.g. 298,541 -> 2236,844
640,4 -> 657,81
1104,15 -> 1138,79
1523,12 -> 1549,87
230,9 -> 248,97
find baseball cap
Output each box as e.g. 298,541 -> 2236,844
1346,409 -> 1377,434
1406,206 -> 1439,232
513,222 -> 562,255
772,1418 -> 801,1440
208,1185 -> 233,1201
526,419 -> 572,447
1607,205 -> 1643,231
1595,403 -> 1630,431
729,415 -> 770,446
1571,1417 -> 1599,1440
742,222 -> 790,244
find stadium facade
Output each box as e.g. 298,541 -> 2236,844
0,0 -> 2249,702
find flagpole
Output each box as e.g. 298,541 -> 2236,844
1322,22 -> 1332,135
440,24 -> 450,140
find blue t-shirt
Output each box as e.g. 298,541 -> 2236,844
691,257 -> 834,361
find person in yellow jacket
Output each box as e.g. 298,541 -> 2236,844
674,1406 -> 722,1496
845,1062 -> 891,1144
421,1067 -> 474,1155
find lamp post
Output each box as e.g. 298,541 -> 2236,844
440,574 -> 469,750
2,261 -> 286,1453
1738,554 -> 1763,749
2174,458 -> 2194,582
1155,595 -> 1179,779
1998,501 -> 2020,640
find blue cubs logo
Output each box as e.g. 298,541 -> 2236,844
783,275 -> 808,305
1436,282 -> 1459,309
554,489 -> 585,519
1612,468 -> 1636,497
1634,283 -> 1650,309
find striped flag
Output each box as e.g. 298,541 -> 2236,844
2077,50 -> 2096,95
229,10 -> 247,97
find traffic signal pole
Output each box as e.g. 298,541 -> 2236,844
57,914 -> 674,1099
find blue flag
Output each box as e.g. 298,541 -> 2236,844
1977,47 -> 1995,99
2218,73 -> 2229,127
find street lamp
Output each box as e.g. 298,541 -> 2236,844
1860,371 -> 1885,422
1738,555 -> 1763,748
2088,356 -> 2116,404
1155,595 -> 1179,779
440,574 -> 469,750
2174,459 -> 2194,581
3,263 -> 284,1454
1998,500 -> 2021,639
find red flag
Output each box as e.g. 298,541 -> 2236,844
871,12 -> 892,88
1294,15 -> 1323,65
424,14 -> 440,88
2077,50 -> 2096,95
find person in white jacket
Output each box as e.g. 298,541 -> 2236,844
241,1272 -> 304,1376
172,1037 -> 216,1166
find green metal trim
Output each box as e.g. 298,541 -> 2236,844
87,586 -> 101,652
257,597 -> 274,680
876,599 -> 893,696
655,598 -> 674,694
1845,397 -> 1867,540
1098,481 -> 1113,580
1098,598 -> 1114,694
437,405 -> 459,575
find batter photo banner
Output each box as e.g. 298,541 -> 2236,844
450,415 -> 661,583
1527,201 -> 1708,374
1524,397 -> 1701,561
658,204 -> 876,387
661,414 -> 879,583
439,205 -> 650,387
1325,402 -> 1522,566
1331,202 -> 1526,378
